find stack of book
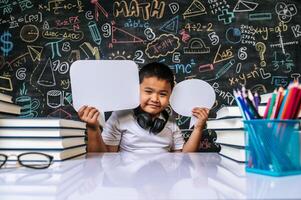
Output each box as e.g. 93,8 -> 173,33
207,110 -> 246,163
207,94 -> 267,163
0,93 -> 21,118
0,118 -> 87,161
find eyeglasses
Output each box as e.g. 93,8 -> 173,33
0,152 -> 54,169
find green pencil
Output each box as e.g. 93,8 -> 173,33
267,90 -> 277,119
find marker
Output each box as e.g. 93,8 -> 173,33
248,90 -> 255,107
254,92 -> 260,110
243,90 -> 261,119
233,90 -> 248,120
237,90 -> 254,119
245,96 -> 262,119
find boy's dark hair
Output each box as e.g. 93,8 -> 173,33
139,62 -> 175,89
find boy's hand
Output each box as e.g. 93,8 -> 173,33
78,105 -> 100,130
192,107 -> 209,130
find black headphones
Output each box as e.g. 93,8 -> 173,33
133,107 -> 169,134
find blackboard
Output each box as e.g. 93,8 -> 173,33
0,0 -> 300,151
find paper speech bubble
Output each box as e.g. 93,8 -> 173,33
70,60 -> 140,114
170,79 -> 216,128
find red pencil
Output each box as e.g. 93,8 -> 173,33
291,85 -> 301,119
263,97 -> 271,119
282,82 -> 299,119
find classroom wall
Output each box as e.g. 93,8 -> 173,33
0,0 -> 300,150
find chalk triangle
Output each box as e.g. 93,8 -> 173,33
183,0 -> 206,18
48,108 -> 72,119
37,58 -> 56,87
160,16 -> 179,34
28,46 -> 43,62
112,26 -> 144,44
234,0 -> 258,12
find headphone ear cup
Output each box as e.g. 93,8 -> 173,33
151,118 -> 165,134
137,113 -> 153,129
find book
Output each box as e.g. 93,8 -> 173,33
0,137 -> 86,150
0,118 -> 86,129
0,93 -> 13,103
215,129 -> 245,147
0,100 -> 21,115
216,105 -> 265,119
0,112 -> 19,118
219,144 -> 245,163
216,129 -> 301,147
0,145 -> 86,161
0,128 -> 86,138
206,117 -> 243,130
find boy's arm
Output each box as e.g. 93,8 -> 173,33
87,126 -> 108,152
182,108 -> 209,152
78,106 -> 116,152
87,126 -> 119,152
182,127 -> 203,152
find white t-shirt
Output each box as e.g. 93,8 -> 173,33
102,110 -> 185,153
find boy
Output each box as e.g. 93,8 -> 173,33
78,62 -> 209,152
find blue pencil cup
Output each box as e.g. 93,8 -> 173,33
243,120 -> 301,176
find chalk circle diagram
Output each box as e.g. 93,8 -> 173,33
70,60 -> 140,113
170,79 -> 216,128
20,25 -> 39,43
183,38 -> 210,54
226,27 -> 242,44
275,2 -> 297,23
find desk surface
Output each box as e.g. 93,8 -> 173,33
1,153 -> 301,199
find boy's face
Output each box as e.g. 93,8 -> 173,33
140,77 -> 172,116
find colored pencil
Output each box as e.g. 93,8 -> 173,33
267,90 -> 277,119
254,91 -> 261,110
271,87 -> 284,119
280,82 -> 298,119
291,85 -> 301,119
233,90 -> 248,120
277,86 -> 290,119
263,97 -> 271,119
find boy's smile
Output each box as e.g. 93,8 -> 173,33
140,77 -> 172,117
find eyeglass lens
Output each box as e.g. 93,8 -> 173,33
19,153 -> 53,169
0,154 -> 7,168
0,153 -> 52,169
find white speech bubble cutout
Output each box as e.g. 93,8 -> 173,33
170,79 -> 216,128
70,60 -> 140,124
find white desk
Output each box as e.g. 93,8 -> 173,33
0,153 -> 301,199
